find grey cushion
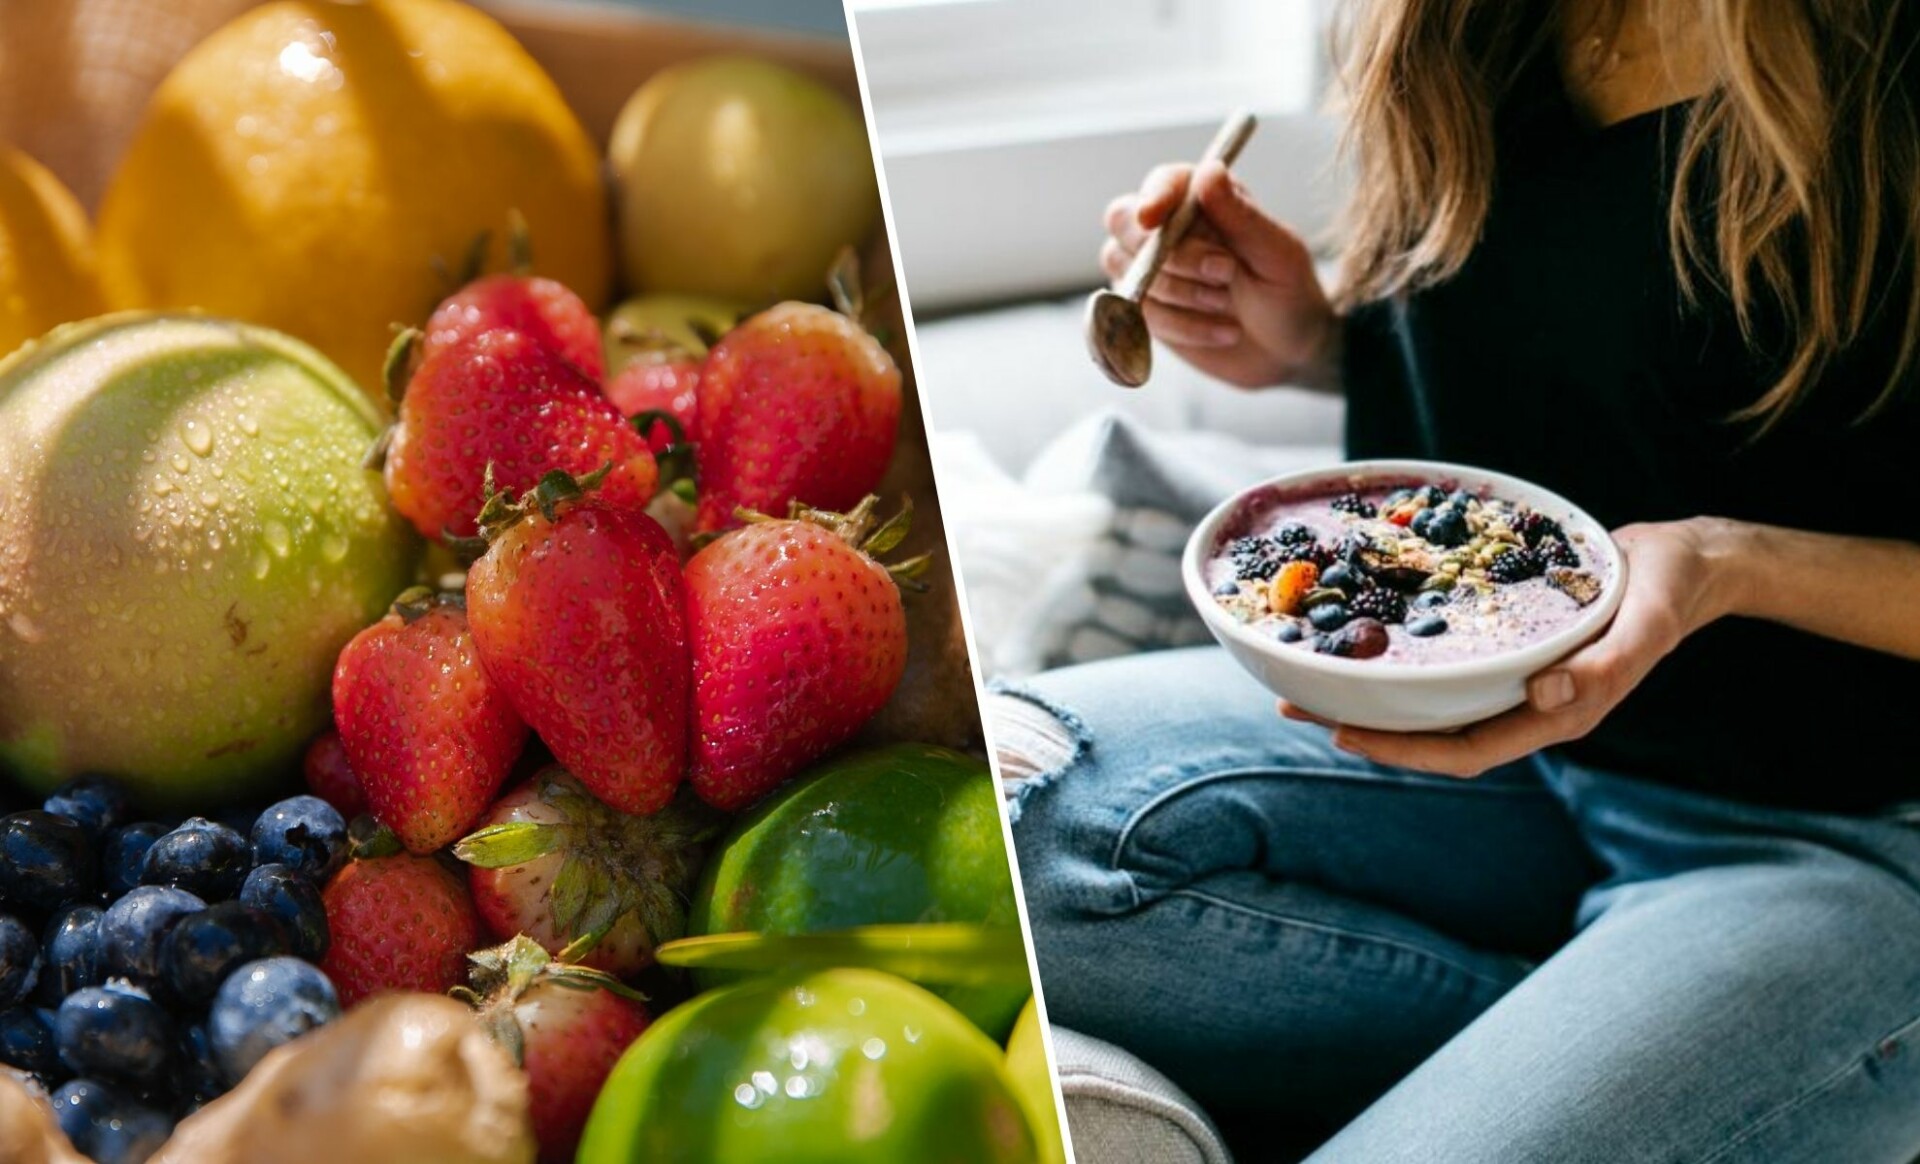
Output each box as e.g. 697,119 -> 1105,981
1051,1025 -> 1233,1164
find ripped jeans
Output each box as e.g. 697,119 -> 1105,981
999,647 -> 1920,1164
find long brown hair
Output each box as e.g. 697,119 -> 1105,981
1334,0 -> 1920,431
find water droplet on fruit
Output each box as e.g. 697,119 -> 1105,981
252,551 -> 271,580
181,421 -> 214,457
321,533 -> 349,562
7,612 -> 42,642
862,1037 -> 886,1060
199,490 -> 221,509
171,453 -> 191,475
237,414 -> 259,437
152,479 -> 175,497
264,521 -> 292,558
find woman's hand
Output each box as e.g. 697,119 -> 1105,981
1101,160 -> 1339,389
1283,519 -> 1744,777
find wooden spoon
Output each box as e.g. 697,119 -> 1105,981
1085,109 -> 1258,388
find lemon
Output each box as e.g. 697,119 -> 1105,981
0,147 -> 102,358
97,0 -> 608,395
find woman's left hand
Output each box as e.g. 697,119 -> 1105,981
1283,519 -> 1741,777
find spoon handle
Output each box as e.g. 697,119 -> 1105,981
1115,109 -> 1258,304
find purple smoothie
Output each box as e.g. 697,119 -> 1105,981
1204,479 -> 1611,664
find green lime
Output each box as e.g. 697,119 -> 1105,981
1006,999 -> 1067,1164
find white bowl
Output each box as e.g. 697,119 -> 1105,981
1182,460 -> 1626,732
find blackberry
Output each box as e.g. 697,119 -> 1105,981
1229,536 -> 1286,581
1513,510 -> 1566,548
1538,535 -> 1580,569
1280,541 -> 1336,570
1333,532 -> 1372,563
1274,521 -> 1315,547
1331,492 -> 1377,518
1347,588 -> 1407,624
1487,548 -> 1543,584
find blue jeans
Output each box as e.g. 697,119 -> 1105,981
1002,647 -> 1920,1163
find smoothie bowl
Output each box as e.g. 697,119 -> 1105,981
1182,460 -> 1625,731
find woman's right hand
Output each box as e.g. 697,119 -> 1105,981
1101,160 -> 1339,389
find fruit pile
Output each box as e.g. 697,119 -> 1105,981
0,2 -> 1042,1161
1,778 -> 343,1163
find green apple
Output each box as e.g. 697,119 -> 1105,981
689,743 -> 1032,1038
609,56 -> 881,302
578,969 -> 1038,1164
1007,999 -> 1068,1164
602,293 -> 749,377
0,313 -> 418,807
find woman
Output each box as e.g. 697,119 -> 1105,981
1005,0 -> 1920,1159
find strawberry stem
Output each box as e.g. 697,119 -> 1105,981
382,327 -> 422,406
470,462 -> 612,545
630,410 -> 696,487
506,208 -> 532,275
347,815 -> 404,860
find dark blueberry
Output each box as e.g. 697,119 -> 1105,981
99,886 -> 206,984
49,1079 -> 173,1164
1228,535 -> 1285,582
1348,588 -> 1407,624
1539,535 -> 1581,569
162,902 -> 290,1008
0,1007 -> 63,1080
1425,507 -> 1471,548
1320,563 -> 1361,595
1383,488 -> 1415,507
0,916 -> 41,1007
1211,580 -> 1239,597
1330,492 -> 1377,518
1446,489 -> 1475,508
177,1022 -> 225,1107
1408,614 -> 1450,637
1275,621 -> 1305,643
209,957 -> 339,1086
1279,540 -> 1336,570
1273,520 -> 1315,547
36,905 -> 104,1004
1417,485 -> 1447,506
1409,507 -> 1436,539
55,984 -> 176,1088
1324,617 -> 1390,659
1487,548 -> 1544,584
1307,602 -> 1352,632
250,796 -> 347,883
103,822 -> 171,899
239,865 -> 329,963
141,818 -> 250,901
1413,590 -> 1451,609
43,777 -> 133,840
1333,533 -> 1371,563
0,811 -> 98,912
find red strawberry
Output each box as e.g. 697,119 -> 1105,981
321,841 -> 484,1006
604,356 -> 699,454
465,470 -> 691,815
425,273 -> 605,381
302,731 -> 366,819
382,329 -> 658,540
454,769 -> 718,977
332,589 -> 529,853
685,496 -> 922,810
694,301 -> 901,533
458,936 -> 651,1164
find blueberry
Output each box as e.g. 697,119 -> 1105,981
141,818 -> 250,901
1417,485 -> 1447,506
99,886 -> 206,984
0,1007 -> 63,1080
0,916 -> 42,1007
55,984 -> 176,1088
1275,621 -> 1305,644
1409,507 -> 1436,539
1308,602 -> 1352,632
177,1022 -> 225,1108
102,822 -> 171,899
0,811 -> 98,912
36,905 -> 105,1004
1408,614 -> 1450,637
162,903 -> 289,1008
1383,488 -> 1414,507
239,864 -> 329,962
1211,580 -> 1238,597
1426,507 -> 1471,548
1413,590 -> 1450,609
43,777 -> 133,841
1446,489 -> 1475,508
209,957 -> 339,1086
1320,563 -> 1360,595
250,797 -> 346,884
49,1079 -> 172,1164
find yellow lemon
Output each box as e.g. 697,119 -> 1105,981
0,147 -> 102,358
97,0 -> 608,395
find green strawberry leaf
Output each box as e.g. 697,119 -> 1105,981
453,821 -> 564,869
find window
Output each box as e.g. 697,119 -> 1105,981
849,0 -> 1344,310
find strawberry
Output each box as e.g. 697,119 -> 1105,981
302,730 -> 367,819
425,274 -> 604,381
693,301 -> 901,533
321,832 -> 484,1006
685,496 -> 924,810
465,469 -> 691,815
454,770 -> 719,977
332,589 -> 529,854
604,355 -> 699,454
381,328 -> 658,540
457,936 -> 651,1164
